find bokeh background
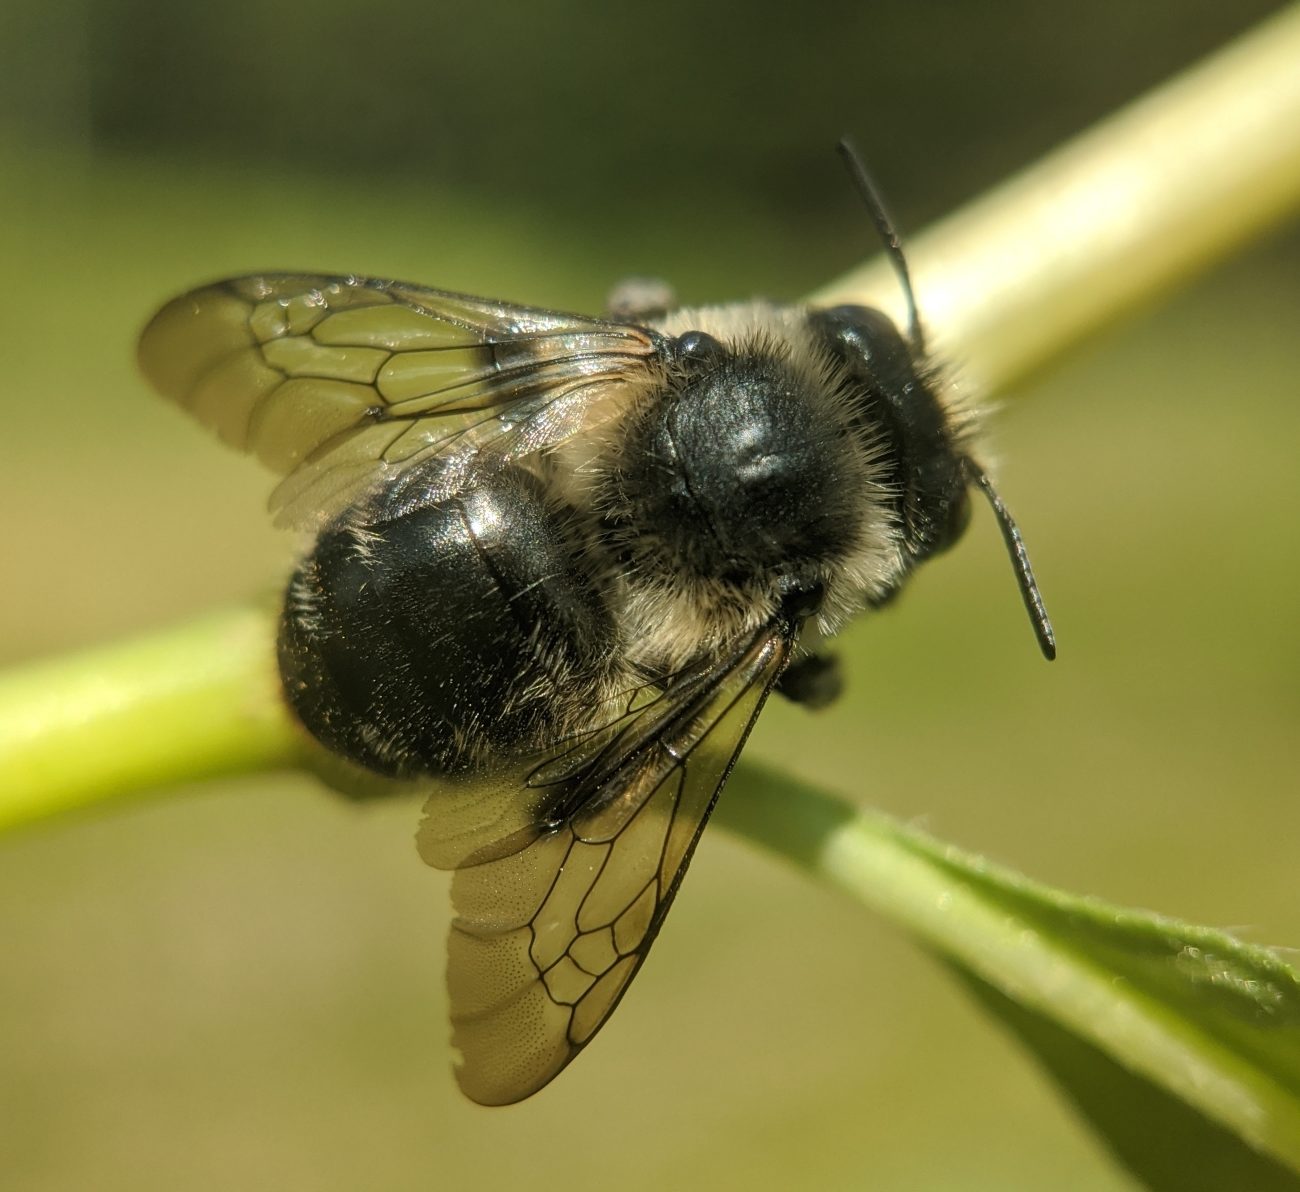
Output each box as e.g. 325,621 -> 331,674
2,3 -> 1297,1189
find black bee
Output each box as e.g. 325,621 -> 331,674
137,143 -> 1053,1106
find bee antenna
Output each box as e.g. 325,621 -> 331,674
962,458 -> 1057,661
836,137 -> 925,355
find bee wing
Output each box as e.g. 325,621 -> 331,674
418,624 -> 794,1106
138,273 -> 663,527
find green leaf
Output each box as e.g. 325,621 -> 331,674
955,970 -> 1300,1191
719,763 -> 1300,1186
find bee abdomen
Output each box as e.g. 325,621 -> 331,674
278,464 -> 615,778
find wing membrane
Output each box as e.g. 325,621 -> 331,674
140,270 -> 792,1104
138,274 -> 662,526
420,625 -> 793,1106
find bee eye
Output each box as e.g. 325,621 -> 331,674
674,330 -> 726,372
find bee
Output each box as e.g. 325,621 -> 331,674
137,142 -> 1053,1106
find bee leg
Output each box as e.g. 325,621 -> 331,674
776,652 -> 843,710
605,277 -> 677,321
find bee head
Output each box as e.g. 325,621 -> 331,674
809,303 -> 1053,659
808,304 -> 970,561
832,138 -> 1053,659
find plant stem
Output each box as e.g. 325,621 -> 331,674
0,607 -> 297,831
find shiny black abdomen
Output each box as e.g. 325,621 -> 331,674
278,464 -> 615,779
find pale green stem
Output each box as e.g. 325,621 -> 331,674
0,608 -> 297,831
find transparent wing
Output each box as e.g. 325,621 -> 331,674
416,624 -> 793,1106
138,273 -> 663,526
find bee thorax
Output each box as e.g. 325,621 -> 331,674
612,347 -> 869,587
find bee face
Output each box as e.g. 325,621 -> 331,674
137,165 -> 1052,1106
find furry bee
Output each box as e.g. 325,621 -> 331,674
137,144 -> 1053,1106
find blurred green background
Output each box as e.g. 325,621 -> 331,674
2,3 -> 1297,1189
